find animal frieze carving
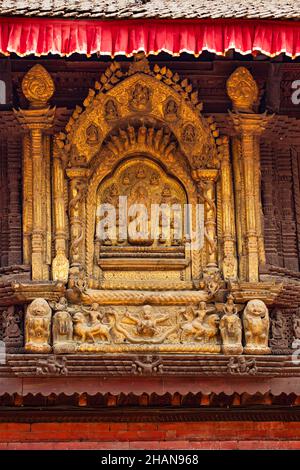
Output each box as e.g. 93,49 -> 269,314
36,356 -> 68,376
22,296 -> 273,355
180,302 -> 220,352
243,299 -> 271,355
73,303 -> 112,343
227,356 -> 257,375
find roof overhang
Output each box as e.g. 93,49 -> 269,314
0,17 -> 300,59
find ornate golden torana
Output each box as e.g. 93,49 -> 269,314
17,57 -> 280,356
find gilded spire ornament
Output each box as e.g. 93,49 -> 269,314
22,64 -> 55,108
226,66 -> 258,112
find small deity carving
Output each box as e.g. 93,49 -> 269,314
226,66 -> 258,113
36,356 -> 68,376
113,305 -> 175,344
132,356 -> 163,375
51,297 -> 75,354
25,298 -> 52,353
227,356 -> 257,375
201,271 -> 222,297
182,124 -> 196,144
136,166 -> 146,179
150,173 -> 159,186
86,123 -> 100,146
130,83 -> 150,111
220,294 -> 243,355
180,302 -> 220,350
270,309 -> 288,352
105,99 -> 119,120
128,52 -> 151,75
3,306 -> 22,343
164,98 -> 178,121
292,311 -> 300,340
122,174 -> 130,185
73,304 -> 111,343
243,299 -> 271,355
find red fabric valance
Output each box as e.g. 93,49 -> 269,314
0,17 -> 300,58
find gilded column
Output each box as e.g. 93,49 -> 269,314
51,136 -> 69,283
22,133 -> 32,265
14,64 -> 55,280
66,169 -> 88,287
192,169 -> 219,273
220,136 -> 237,280
227,67 -> 271,282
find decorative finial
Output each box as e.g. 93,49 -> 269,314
128,51 -> 151,76
22,64 -> 55,108
226,67 -> 258,113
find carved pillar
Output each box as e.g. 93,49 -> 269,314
66,169 -> 88,286
52,137 -> 69,283
230,113 -> 270,282
227,66 -> 271,282
192,169 -> 218,273
14,64 -> 55,280
22,133 -> 32,265
220,136 -> 237,280
7,135 -> 22,265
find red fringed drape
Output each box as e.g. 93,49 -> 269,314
0,17 -> 300,58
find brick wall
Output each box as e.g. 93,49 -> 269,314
0,421 -> 300,449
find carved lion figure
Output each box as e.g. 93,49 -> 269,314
243,299 -> 271,355
25,298 -> 52,353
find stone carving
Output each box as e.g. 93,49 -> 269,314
21,64 -> 55,108
25,298 -> 52,353
180,302 -> 220,352
220,295 -> 243,355
226,66 -> 259,112
129,82 -> 150,111
132,356 -> 163,375
51,297 -> 76,354
86,124 -> 100,146
36,356 -> 68,376
243,299 -> 271,355
105,99 -> 119,120
227,356 -> 257,375
270,309 -> 289,353
182,124 -> 196,144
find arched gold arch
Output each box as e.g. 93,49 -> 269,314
52,56 -> 229,291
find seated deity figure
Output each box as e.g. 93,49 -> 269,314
25,298 -> 52,353
220,294 -> 243,355
243,299 -> 271,355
